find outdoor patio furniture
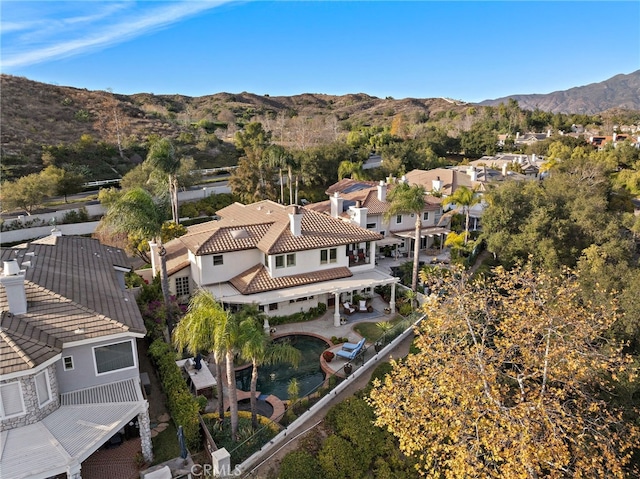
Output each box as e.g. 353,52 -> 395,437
336,343 -> 364,361
343,302 -> 356,315
358,300 -> 368,312
341,338 -> 365,352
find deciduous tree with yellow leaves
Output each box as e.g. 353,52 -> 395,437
369,265 -> 639,478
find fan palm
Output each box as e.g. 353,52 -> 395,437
173,289 -> 228,422
442,186 -> 480,244
100,187 -> 174,328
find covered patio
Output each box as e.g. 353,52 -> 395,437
205,269 -> 399,328
0,378 -> 152,479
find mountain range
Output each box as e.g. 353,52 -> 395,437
479,70 -> 640,114
1,71 -> 639,176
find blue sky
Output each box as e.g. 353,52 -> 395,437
1,1 -> 639,103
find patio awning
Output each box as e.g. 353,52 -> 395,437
0,378 -> 147,479
376,236 -> 403,247
207,268 -> 399,305
394,227 -> 450,239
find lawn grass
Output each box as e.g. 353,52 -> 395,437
354,316 -> 404,343
151,421 -> 180,466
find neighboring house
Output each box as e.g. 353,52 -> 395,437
471,154 -> 544,179
514,130 -> 552,147
0,233 -> 152,479
589,133 -> 639,150
308,175 -> 450,258
151,200 -> 399,327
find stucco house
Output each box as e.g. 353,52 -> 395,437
0,233 -> 152,479
152,200 -> 399,327
307,177 -> 450,258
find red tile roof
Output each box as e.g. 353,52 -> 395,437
229,264 -> 352,295
173,200 -> 383,256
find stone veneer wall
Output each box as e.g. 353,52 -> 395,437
0,364 -> 60,431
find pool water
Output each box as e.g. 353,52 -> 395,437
235,335 -> 328,400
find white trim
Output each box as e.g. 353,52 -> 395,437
92,339 -> 137,376
0,380 -> 26,419
63,332 -> 144,348
113,265 -> 131,273
62,356 -> 74,371
0,354 -> 62,382
34,370 -> 53,408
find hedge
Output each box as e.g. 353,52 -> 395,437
148,339 -> 201,449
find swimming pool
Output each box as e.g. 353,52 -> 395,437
235,334 -> 329,400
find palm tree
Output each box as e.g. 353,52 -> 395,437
385,182 -> 427,294
239,314 -> 300,429
265,145 -> 287,204
147,137 -> 181,224
214,311 -> 245,441
172,289 -> 228,422
442,186 -> 480,244
337,160 -> 366,181
100,187 -> 175,328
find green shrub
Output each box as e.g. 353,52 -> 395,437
147,339 -> 201,449
318,435 -> 365,479
279,451 -> 322,479
398,302 -> 413,316
61,207 -> 89,224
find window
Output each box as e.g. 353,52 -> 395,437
268,303 -> 278,311
366,222 -> 376,229
275,254 -> 296,268
0,382 -> 24,418
34,371 -> 51,407
213,255 -> 223,266
396,214 -> 402,224
423,212 -> 429,221
175,277 -> 190,297
94,340 -> 135,375
63,356 -> 74,371
320,248 -> 337,264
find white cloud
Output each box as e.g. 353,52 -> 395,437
1,1 -> 233,68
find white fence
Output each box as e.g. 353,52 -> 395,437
0,221 -> 102,244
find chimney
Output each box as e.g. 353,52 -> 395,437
377,180 -> 387,202
432,176 -> 442,192
547,129 -> 552,137
516,132 -> 520,139
330,192 -> 344,219
502,164 -> 508,177
467,166 -> 477,182
349,201 -> 368,228
289,205 -> 303,236
613,132 -> 618,142
1,260 -> 27,315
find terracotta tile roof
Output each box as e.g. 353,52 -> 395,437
229,264 -> 352,295
325,178 -> 377,195
403,168 -> 478,196
171,200 -> 383,256
309,181 -> 443,217
162,240 -> 191,276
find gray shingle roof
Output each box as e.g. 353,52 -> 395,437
0,235 -> 145,374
